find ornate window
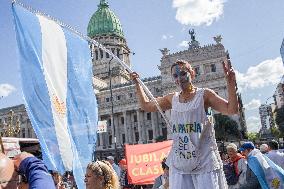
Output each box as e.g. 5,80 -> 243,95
116,95 -> 121,100
148,130 -> 153,140
194,66 -> 200,76
147,112 -> 151,120
210,64 -> 216,72
95,50 -> 98,60
117,49 -> 120,58
99,49 -> 103,59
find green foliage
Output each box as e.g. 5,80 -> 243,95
214,114 -> 241,141
247,132 -> 260,142
271,127 -> 283,138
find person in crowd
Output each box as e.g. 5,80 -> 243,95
51,171 -> 66,189
106,156 -> 121,178
131,59 -> 238,188
119,158 -> 132,189
84,160 -> 119,189
152,158 -> 169,189
259,144 -> 269,154
63,171 -> 77,189
0,152 -> 55,189
224,143 -> 247,189
219,151 -> 228,164
266,140 -> 284,170
240,141 -> 284,189
0,152 -> 19,189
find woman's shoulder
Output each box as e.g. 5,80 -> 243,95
202,88 -> 218,97
164,92 -> 176,99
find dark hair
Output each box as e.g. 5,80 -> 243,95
161,157 -> 168,170
161,161 -> 169,170
268,140 -> 279,150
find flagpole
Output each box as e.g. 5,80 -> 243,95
12,0 -> 171,128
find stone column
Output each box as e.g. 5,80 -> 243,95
123,111 -> 128,144
156,113 -> 163,136
140,111 -> 146,143
151,112 -> 157,142
131,112 -> 135,143
144,112 -> 149,142
98,118 -> 104,147
110,115 -> 114,146
127,112 -> 133,143
114,114 -> 120,145
165,110 -> 172,139
137,110 -> 142,143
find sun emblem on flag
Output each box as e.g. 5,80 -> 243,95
52,95 -> 66,116
271,178 -> 280,189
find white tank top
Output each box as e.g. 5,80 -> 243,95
167,88 -> 222,174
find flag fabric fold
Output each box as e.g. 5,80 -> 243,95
12,3 -> 98,189
247,149 -> 284,189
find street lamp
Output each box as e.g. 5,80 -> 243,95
107,56 -> 118,163
108,51 -> 134,163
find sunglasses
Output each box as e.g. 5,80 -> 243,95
172,71 -> 189,79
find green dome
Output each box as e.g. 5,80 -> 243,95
87,0 -> 124,38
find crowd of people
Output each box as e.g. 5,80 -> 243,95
0,152 -> 135,189
1,58 -> 284,189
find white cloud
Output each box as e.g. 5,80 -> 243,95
0,84 -> 16,97
236,57 -> 284,91
172,0 -> 225,26
162,34 -> 173,40
246,116 -> 261,132
244,99 -> 261,110
179,40 -> 189,47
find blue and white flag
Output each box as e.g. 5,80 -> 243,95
247,149 -> 284,189
12,3 -> 98,188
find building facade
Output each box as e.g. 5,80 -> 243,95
89,1 -> 247,159
0,0 -> 246,160
273,78 -> 284,109
0,104 -> 36,138
259,104 -> 275,137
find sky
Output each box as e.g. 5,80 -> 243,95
0,0 -> 284,133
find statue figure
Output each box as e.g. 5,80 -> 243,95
159,48 -> 170,56
213,35 -> 222,44
189,29 -> 196,41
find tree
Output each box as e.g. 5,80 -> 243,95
271,127 -> 282,138
247,132 -> 260,142
214,114 -> 241,141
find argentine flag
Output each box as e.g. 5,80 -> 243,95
247,149 -> 284,189
12,3 -> 98,188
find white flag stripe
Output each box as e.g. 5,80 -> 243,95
37,15 -> 73,170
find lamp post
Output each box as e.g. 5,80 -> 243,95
108,51 -> 134,163
108,56 -> 118,163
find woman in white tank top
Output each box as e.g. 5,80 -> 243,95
131,59 -> 238,189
